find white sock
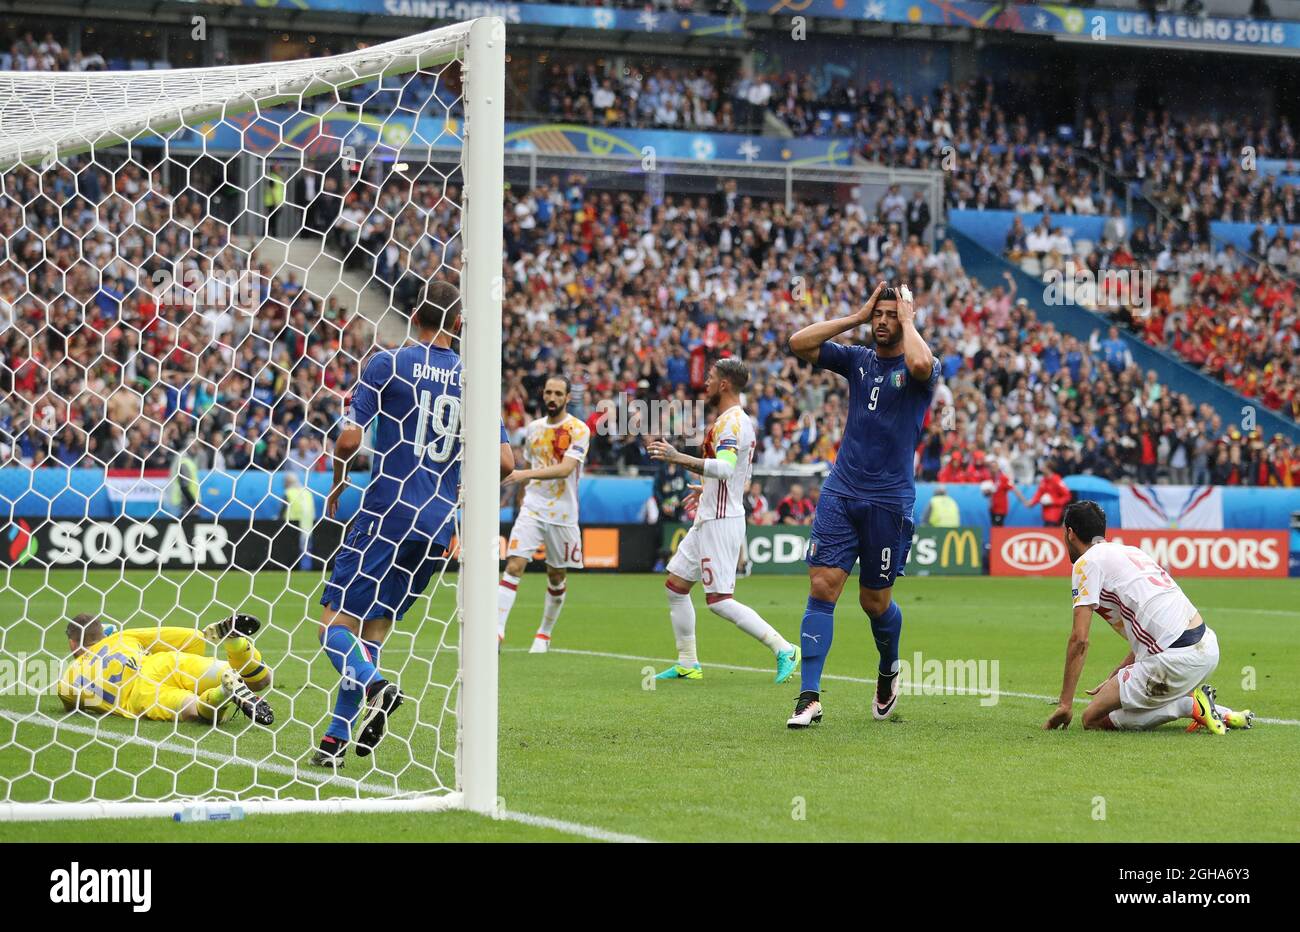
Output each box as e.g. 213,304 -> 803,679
497,573 -> 520,638
537,582 -> 566,638
1109,696 -> 1194,731
707,596 -> 791,655
666,584 -> 697,666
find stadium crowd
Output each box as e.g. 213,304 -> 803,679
0,156 -> 367,478
1004,212 -> 1300,425
535,60 -> 735,132
529,59 -> 1300,245
2,150 -> 1298,502
1,31 -> 107,72
15,27 -> 1297,236
484,174 -> 1300,493
1,41 -> 1298,505
1081,109 -> 1300,228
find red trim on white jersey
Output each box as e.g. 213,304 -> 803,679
1101,586 -> 1162,654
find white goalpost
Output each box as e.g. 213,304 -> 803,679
0,18 -> 504,821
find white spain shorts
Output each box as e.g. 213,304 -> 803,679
1118,625 -> 1219,711
666,517 -> 745,595
507,513 -> 584,569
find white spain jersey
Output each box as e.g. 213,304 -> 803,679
519,413 -> 590,528
1070,541 -> 1199,659
695,405 -> 755,524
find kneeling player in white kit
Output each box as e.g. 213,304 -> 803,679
1045,501 -> 1254,734
646,358 -> 799,683
498,376 -> 590,653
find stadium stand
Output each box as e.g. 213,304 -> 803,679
4,14 -> 1299,497
0,155 -> 367,478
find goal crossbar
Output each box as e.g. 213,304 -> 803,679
0,22 -> 474,169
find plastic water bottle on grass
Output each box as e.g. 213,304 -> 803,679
173,803 -> 244,822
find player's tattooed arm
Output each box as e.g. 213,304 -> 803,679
326,424 -> 363,518
787,280 -> 887,364
895,285 -> 936,382
646,439 -> 736,479
1044,604 -> 1094,730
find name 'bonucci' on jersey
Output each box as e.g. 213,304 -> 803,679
695,405 -> 755,523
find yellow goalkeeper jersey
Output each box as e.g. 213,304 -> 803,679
58,627 -> 208,716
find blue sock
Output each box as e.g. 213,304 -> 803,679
321,627 -> 381,741
799,596 -> 835,694
869,601 -> 903,676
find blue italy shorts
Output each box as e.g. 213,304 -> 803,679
320,516 -> 448,622
807,493 -> 914,590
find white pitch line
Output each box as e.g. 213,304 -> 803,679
0,708 -> 652,842
497,809 -> 652,843
519,647 -> 1300,727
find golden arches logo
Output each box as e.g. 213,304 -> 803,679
939,529 -> 980,568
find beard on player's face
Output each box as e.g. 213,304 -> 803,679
872,300 -> 901,346
544,398 -> 564,416
705,370 -> 723,407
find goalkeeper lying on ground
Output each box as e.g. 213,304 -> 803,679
57,613 -> 274,725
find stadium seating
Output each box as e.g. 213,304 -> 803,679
4,28 -> 1298,490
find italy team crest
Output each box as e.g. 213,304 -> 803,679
890,371 -> 905,389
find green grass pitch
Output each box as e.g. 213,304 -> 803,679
1,570 -> 1297,842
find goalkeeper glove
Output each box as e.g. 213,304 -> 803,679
203,613 -> 262,644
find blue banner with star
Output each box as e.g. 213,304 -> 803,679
751,1 -> 1300,53
142,110 -> 855,165
182,1 -> 743,37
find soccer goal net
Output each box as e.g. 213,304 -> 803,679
0,18 -> 505,821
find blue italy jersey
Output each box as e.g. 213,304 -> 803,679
346,343 -> 506,548
815,342 -> 939,514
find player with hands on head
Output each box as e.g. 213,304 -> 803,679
784,281 -> 939,728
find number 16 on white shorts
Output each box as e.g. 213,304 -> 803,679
507,514 -> 584,569
666,517 -> 745,594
